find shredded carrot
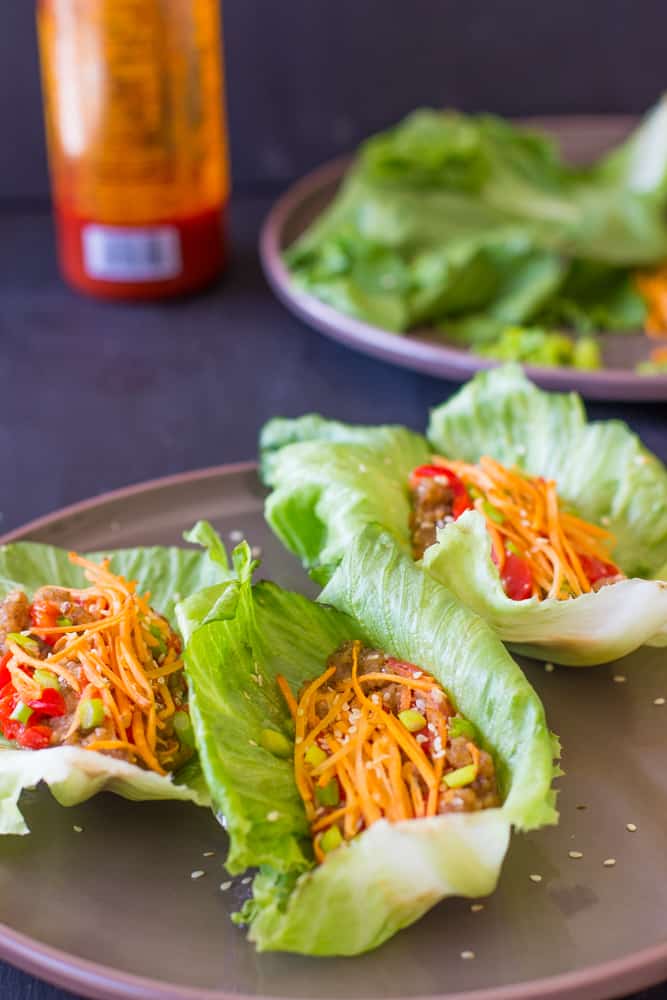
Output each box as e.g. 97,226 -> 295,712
636,266 -> 667,337
276,640 -> 499,861
436,455 -> 620,601
3,554 -> 190,775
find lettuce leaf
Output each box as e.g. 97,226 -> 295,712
424,365 -> 667,663
260,417 -> 429,583
0,538 -> 226,834
260,366 -> 667,664
287,104 -> 667,333
182,527 -> 558,955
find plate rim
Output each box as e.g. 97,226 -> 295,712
259,116 -> 667,402
0,464 -> 665,1000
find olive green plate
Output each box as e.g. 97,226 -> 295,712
0,465 -> 665,1000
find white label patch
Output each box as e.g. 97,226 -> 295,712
82,225 -> 182,282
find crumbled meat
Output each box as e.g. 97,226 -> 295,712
0,590 -> 30,652
33,587 -> 96,626
409,477 -> 455,559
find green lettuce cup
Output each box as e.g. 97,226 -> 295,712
180,526 -> 559,956
0,539 -> 227,834
260,366 -> 667,665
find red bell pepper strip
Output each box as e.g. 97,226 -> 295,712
28,687 -> 67,718
578,553 -> 620,586
409,465 -> 473,519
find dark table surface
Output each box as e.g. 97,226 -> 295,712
0,196 -> 665,1000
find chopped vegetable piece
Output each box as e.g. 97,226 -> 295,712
79,698 -> 106,731
398,709 -> 427,733
443,764 -> 477,789
304,744 -> 327,767
7,633 -> 40,654
56,616 -> 73,627
259,728 -> 292,759
173,710 -> 196,748
28,688 -> 66,718
448,717 -> 477,741
483,500 -> 505,524
10,701 -> 33,725
500,553 -> 533,602
315,780 -> 340,807
319,825 -> 343,853
18,725 -> 51,750
34,668 -> 60,691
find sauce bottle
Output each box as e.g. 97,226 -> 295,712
37,0 -> 230,300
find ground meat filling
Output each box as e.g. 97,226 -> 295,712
0,574 -> 193,773
409,476 -> 455,560
283,640 -> 500,860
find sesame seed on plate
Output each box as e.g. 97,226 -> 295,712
228,529 -> 243,542
654,697 -> 665,706
203,851 -> 215,857
470,904 -> 484,913
568,850 -> 583,859
544,662 -> 554,673
529,873 -> 543,883
603,858 -> 616,867
191,870 -> 205,880
220,881 -> 232,891
251,546 -> 262,559
626,823 -> 638,832
613,675 -> 626,683
73,825 -> 83,833
241,876 -> 252,885
267,810 -> 280,822
461,950 -> 475,960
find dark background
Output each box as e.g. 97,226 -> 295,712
2,0 -> 667,203
0,2 -> 666,998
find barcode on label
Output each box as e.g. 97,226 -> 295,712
82,225 -> 182,282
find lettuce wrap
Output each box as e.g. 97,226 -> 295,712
260,367 -> 667,665
0,538 -> 227,834
181,526 -> 559,955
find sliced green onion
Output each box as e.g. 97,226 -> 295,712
7,632 -> 40,654
467,485 -> 483,500
483,500 -> 505,524
259,728 -> 292,758
56,616 -> 73,628
443,763 -> 477,789
398,709 -> 427,733
34,668 -> 61,692
320,825 -> 343,853
315,780 -> 340,807
506,540 -> 521,556
173,711 -> 196,748
10,701 -> 33,725
304,743 -> 327,767
147,623 -> 167,657
448,716 -> 477,742
79,698 -> 106,731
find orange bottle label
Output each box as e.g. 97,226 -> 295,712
37,0 -> 230,296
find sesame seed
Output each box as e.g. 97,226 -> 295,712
544,662 -> 554,673
220,881 -> 232,891
191,870 -> 205,880
241,876 -> 252,885
251,545 -> 262,559
248,739 -> 257,747
461,950 -> 475,960
603,858 -> 616,867
626,823 -> 638,832
202,851 -> 215,857
358,464 -> 367,473
529,874 -> 543,883
267,811 -> 280,822
568,850 -> 583,859
470,903 -> 484,913
600,515 -> 611,526
73,825 -> 83,833
413,671 -> 423,679
228,530 -> 243,542
295,736 -> 303,744
613,675 -> 626,684
654,697 -> 665,706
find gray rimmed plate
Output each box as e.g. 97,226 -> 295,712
0,465 -> 665,1000
259,116 -> 667,401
